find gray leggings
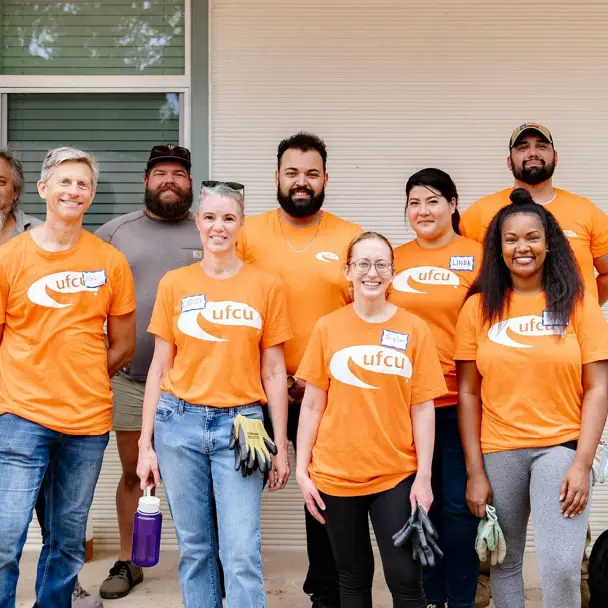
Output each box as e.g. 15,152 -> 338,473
484,446 -> 590,608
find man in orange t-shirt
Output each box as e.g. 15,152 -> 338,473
461,123 -> 608,305
238,132 -> 361,607
0,148 -> 136,607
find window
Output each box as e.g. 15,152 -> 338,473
0,0 -> 185,75
8,93 -> 180,229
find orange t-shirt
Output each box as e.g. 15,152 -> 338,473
237,210 -> 362,374
454,292 -> 608,454
148,262 -> 293,406
296,305 -> 447,497
0,231 -> 136,435
390,236 -> 482,407
460,188 -> 608,300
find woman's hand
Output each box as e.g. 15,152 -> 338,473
466,472 -> 492,519
410,474 -> 433,513
296,470 -> 326,524
137,442 -> 160,491
560,462 -> 590,518
268,442 -> 291,492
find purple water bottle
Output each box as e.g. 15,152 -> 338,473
131,487 -> 162,567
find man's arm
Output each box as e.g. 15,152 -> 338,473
594,253 -> 608,306
106,311 -> 136,377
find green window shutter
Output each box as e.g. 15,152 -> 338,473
7,93 -> 180,229
0,0 -> 184,75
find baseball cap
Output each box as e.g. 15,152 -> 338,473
146,144 -> 191,171
509,123 -> 554,149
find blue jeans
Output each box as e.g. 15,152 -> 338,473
423,406 -> 480,608
154,393 -> 265,608
0,413 -> 108,608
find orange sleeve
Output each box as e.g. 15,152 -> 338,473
261,276 -> 294,349
108,252 -> 136,316
574,296 -> 608,364
148,274 -> 176,344
410,321 -> 448,404
453,296 -> 480,360
589,202 -> 608,259
295,320 -> 330,391
460,202 -> 482,242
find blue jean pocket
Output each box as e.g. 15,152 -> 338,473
234,403 -> 263,421
155,394 -> 179,422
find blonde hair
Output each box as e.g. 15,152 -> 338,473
40,147 -> 99,190
345,231 -> 394,301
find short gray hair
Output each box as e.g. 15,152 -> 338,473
40,147 -> 100,190
197,182 -> 244,216
0,146 -> 25,204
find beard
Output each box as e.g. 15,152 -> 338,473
512,158 -> 556,186
144,184 -> 193,220
276,184 -> 325,219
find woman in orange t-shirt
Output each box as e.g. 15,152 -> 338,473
455,189 -> 608,608
296,232 -> 447,608
136,182 -> 292,608
389,168 -> 483,608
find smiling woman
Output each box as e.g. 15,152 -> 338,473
294,231 -> 446,607
454,188 -> 608,608
389,168 -> 483,607
136,180 -> 293,607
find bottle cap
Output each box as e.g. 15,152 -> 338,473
138,487 -> 160,514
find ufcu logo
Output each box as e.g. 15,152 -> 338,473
488,315 -> 564,348
210,303 -> 257,322
178,300 -> 262,343
27,271 -> 106,309
393,266 -> 460,294
329,345 -> 412,389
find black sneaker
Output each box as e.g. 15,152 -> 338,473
99,560 -> 143,599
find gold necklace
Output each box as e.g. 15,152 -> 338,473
277,210 -> 324,253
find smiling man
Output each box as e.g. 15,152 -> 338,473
0,147 -> 42,245
238,132 -> 362,608
0,147 -> 136,607
461,123 -> 608,305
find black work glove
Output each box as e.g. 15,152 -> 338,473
392,503 -> 444,568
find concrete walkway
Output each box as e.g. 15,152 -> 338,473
17,549 -> 543,607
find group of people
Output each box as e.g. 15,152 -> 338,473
0,122 -> 606,608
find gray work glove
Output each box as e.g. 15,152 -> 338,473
392,503 -> 444,567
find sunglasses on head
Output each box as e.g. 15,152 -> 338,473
151,145 -> 190,158
201,180 -> 245,193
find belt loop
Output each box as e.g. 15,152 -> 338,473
178,398 -> 185,415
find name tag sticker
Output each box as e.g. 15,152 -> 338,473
181,294 -> 207,313
542,311 -> 569,328
381,329 -> 409,351
82,270 -> 107,288
449,256 -> 475,271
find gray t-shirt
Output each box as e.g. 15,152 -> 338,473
95,210 -> 203,381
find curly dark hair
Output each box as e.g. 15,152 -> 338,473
468,188 -> 583,324
277,132 -> 327,171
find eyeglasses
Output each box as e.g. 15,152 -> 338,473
349,259 -> 394,277
201,180 -> 245,194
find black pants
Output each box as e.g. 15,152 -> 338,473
320,475 -> 426,608
263,403 -> 341,606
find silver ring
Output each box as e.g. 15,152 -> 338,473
278,479 -> 284,484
